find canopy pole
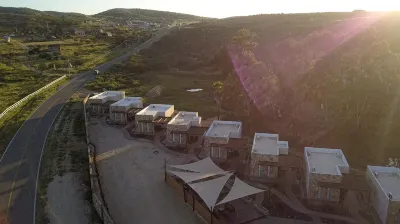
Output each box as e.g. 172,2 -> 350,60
184,184 -> 187,203
192,188 -> 195,211
164,158 -> 167,182
210,206 -> 213,224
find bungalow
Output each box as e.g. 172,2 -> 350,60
304,147 -> 350,202
366,166 -> 400,224
87,91 -> 125,115
134,104 -> 175,136
109,97 -> 143,125
165,111 -> 209,148
202,120 -> 248,163
250,133 -> 297,182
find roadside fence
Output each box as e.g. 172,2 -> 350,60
0,75 -> 67,120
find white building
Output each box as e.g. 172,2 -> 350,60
134,104 -> 174,135
87,91 -> 125,115
109,97 -> 143,124
304,147 -> 349,202
203,121 -> 247,162
250,133 -> 289,179
366,166 -> 400,224
166,111 -> 202,147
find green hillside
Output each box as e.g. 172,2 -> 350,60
88,11 -> 400,168
95,8 -> 206,23
0,7 -> 88,33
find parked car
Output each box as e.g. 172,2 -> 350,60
94,69 -> 100,75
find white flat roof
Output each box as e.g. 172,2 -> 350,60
168,111 -> 200,125
305,147 -> 349,176
137,104 -> 173,116
368,166 -> 400,201
205,120 -> 242,138
111,97 -> 142,107
89,91 -> 124,99
252,133 -> 279,155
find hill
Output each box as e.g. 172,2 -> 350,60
0,6 -> 89,33
95,8 -> 206,23
88,11 -> 400,168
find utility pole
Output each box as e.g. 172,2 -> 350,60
68,59 -> 72,77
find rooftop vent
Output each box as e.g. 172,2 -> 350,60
236,124 -> 240,128
336,153 -> 342,158
256,135 -> 261,140
307,152 -> 311,156
152,105 -> 155,108
374,172 -> 379,178
312,166 -> 316,172
181,112 -> 185,116
388,192 -> 393,200
214,132 -> 217,136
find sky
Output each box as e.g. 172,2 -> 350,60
2,0 -> 400,18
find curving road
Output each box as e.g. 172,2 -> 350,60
0,27 -> 173,224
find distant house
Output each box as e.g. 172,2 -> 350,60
127,20 -> 150,29
100,32 -> 112,38
72,28 -> 86,36
88,29 -> 104,36
4,36 -> 11,43
48,44 -> 62,54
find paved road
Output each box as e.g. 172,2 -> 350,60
0,27 -> 173,224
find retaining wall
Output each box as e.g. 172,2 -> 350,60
83,95 -> 114,224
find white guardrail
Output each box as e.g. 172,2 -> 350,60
0,75 -> 67,120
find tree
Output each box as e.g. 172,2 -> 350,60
212,81 -> 223,120
231,28 -> 258,67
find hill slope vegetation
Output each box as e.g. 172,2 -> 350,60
95,8 -> 206,23
93,11 -> 400,168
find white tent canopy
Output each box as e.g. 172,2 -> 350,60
168,157 -> 225,173
167,157 -> 264,211
216,177 -> 264,206
189,173 -> 232,210
167,170 -> 230,183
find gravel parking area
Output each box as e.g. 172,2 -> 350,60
89,118 -> 202,224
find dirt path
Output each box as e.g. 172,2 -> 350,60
47,173 -> 90,224
89,118 -> 202,224
36,96 -> 95,224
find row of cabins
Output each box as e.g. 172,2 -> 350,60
87,91 -> 400,224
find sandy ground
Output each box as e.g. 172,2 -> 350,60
89,118 -> 202,224
47,173 -> 90,224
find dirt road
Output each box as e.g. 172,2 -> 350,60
89,118 -> 202,224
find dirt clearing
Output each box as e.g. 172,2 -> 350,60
89,117 -> 202,224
